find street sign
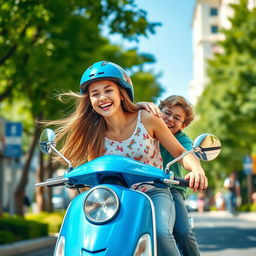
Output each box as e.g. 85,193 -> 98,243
243,155 -> 252,175
3,122 -> 22,158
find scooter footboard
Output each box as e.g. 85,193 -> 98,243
55,185 -> 156,256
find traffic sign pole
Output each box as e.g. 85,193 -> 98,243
3,122 -> 23,215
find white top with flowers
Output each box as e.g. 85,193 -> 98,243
103,110 -> 163,192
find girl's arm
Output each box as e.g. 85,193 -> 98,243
141,110 -> 207,192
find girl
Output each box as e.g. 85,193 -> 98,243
49,60 -> 207,256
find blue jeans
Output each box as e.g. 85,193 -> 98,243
171,189 -> 200,256
225,191 -> 236,214
146,187 -> 181,256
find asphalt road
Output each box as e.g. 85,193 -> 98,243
13,211 -> 256,256
16,246 -> 55,256
192,212 -> 256,256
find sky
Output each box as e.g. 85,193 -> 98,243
113,0 -> 196,103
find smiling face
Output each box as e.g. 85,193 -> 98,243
161,105 -> 186,134
88,80 -> 123,117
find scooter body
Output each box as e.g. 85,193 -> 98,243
37,130 -> 221,256
53,155 -> 171,256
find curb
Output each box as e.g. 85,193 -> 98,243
190,211 -> 256,221
0,236 -> 57,256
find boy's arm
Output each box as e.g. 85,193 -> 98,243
142,111 -> 207,192
178,134 -> 207,190
136,102 -> 163,118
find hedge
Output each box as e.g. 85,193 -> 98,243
0,216 -> 48,245
26,211 -> 65,233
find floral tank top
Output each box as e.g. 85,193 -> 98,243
103,110 -> 163,192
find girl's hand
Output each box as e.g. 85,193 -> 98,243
136,102 -> 163,118
184,168 -> 208,192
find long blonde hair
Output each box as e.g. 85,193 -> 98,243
47,87 -> 139,166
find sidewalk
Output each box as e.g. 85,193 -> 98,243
0,236 -> 57,256
190,210 -> 256,222
0,211 -> 255,256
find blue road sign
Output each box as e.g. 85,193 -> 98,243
243,155 -> 252,175
3,122 -> 22,158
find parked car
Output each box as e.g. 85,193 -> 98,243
185,194 -> 198,212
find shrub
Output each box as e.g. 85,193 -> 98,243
0,230 -> 15,244
250,203 -> 256,212
238,204 -> 253,212
26,211 -> 65,234
0,216 -> 48,245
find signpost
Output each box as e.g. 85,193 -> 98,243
243,155 -> 253,175
3,122 -> 22,215
243,155 -> 254,203
3,122 -> 22,158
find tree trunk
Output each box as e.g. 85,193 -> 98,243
45,156 -> 54,212
14,121 -> 41,216
35,151 -> 46,212
36,147 -> 61,212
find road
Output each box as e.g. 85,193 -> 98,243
14,212 -> 256,256
192,211 -> 256,256
16,246 -> 54,256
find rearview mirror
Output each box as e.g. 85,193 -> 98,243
39,128 -> 72,170
39,128 -> 56,154
165,133 -> 221,172
193,134 -> 221,161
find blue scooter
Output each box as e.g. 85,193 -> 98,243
36,129 -> 221,256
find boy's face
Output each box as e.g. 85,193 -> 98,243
161,105 -> 186,134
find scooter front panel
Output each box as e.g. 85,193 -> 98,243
58,185 -> 155,256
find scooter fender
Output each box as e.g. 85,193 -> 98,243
56,184 -> 156,256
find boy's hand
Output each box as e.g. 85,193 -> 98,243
184,168 -> 208,192
136,102 -> 163,118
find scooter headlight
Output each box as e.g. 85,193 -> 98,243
133,234 -> 152,256
84,186 -> 119,223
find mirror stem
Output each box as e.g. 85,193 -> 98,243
49,144 -> 73,171
165,148 -> 194,173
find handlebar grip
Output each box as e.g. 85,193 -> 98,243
174,177 -> 189,187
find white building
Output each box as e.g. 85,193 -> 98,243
189,0 -> 256,105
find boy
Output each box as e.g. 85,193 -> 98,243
138,95 -> 202,256
160,95 -> 201,255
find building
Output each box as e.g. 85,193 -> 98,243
189,0 -> 256,105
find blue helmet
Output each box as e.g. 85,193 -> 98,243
80,61 -> 134,101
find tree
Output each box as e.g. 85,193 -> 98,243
188,0 -> 256,186
0,0 -> 163,215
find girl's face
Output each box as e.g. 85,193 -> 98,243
88,80 -> 122,117
161,105 -> 186,134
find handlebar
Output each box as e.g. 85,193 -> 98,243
162,177 -> 189,187
174,177 -> 189,187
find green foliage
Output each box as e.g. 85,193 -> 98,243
0,230 -> 15,244
0,0 -> 161,109
133,71 -> 163,102
26,211 -> 65,233
0,0 -> 163,150
0,216 -> 48,244
238,203 -> 255,212
188,1 -> 256,182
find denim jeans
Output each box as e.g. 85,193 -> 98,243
225,191 -> 237,214
171,188 -> 200,256
146,187 -> 181,256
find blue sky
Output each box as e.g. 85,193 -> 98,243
116,0 -> 195,102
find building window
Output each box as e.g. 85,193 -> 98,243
211,25 -> 218,34
210,7 -> 218,16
